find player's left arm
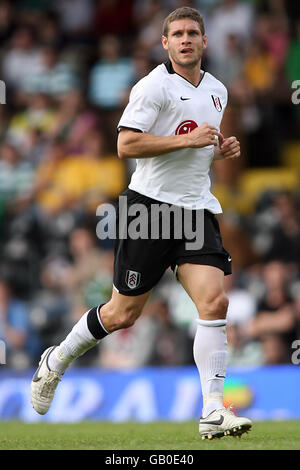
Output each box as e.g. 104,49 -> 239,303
213,134 -> 241,161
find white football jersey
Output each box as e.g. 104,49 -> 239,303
118,60 -> 228,212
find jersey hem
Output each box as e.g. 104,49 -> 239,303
127,184 -> 223,213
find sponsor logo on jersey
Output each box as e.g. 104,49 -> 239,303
211,95 -> 222,112
126,270 -> 141,289
175,120 -> 198,135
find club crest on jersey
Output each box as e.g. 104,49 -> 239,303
126,270 -> 141,289
175,120 -> 198,135
211,95 -> 222,112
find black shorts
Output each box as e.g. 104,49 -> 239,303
113,189 -> 232,296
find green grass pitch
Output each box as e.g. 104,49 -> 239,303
0,421 -> 299,450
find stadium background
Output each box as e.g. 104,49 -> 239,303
0,0 -> 300,423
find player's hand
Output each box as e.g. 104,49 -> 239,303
186,122 -> 224,148
214,136 -> 240,160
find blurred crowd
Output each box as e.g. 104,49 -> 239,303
0,0 -> 300,370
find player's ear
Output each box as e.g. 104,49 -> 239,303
161,35 -> 168,51
202,34 -> 207,50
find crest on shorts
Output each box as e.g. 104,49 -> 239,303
211,95 -> 222,112
126,270 -> 141,289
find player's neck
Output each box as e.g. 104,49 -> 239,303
170,59 -> 202,87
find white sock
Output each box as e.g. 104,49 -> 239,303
193,318 -> 227,418
48,309 -> 108,374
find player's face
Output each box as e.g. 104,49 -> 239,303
162,19 -> 207,69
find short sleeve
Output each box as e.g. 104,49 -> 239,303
221,86 -> 228,115
117,75 -> 164,133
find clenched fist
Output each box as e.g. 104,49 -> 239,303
214,135 -> 241,160
185,122 -> 224,149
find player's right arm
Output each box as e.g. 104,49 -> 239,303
118,123 -> 222,159
117,72 -> 222,159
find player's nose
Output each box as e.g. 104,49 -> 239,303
181,35 -> 192,45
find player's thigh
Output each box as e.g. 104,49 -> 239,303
101,286 -> 152,331
177,263 -> 228,320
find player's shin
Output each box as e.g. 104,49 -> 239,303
193,318 -> 227,418
48,304 -> 109,374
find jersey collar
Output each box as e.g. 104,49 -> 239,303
164,59 -> 205,88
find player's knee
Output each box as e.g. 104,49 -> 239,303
216,293 -> 229,317
200,292 -> 229,320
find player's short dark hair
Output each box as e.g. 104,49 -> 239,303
162,7 -> 205,37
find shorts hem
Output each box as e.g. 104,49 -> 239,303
112,284 -> 154,296
173,254 -> 232,276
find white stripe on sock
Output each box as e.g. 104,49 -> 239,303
96,305 -> 109,334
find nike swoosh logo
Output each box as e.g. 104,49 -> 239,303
180,97 -> 191,101
32,347 -> 55,382
228,257 -> 232,262
202,415 -> 224,426
215,373 -> 226,378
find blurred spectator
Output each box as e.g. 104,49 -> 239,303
242,261 -> 297,358
54,0 -> 94,40
0,0 -> 16,48
225,273 -> 263,366
29,254 -> 71,349
23,45 -> 80,97
213,33 -> 245,86
260,332 -> 291,364
256,14 -> 289,70
37,10 -> 64,49
94,0 -> 135,40
59,225 -> 114,319
2,26 -> 43,92
31,138 -> 86,217
88,35 -> 135,146
225,273 -> 257,327
0,141 -> 34,212
129,49 -> 154,89
255,191 -> 300,265
134,0 -> 168,64
243,39 -> 277,95
206,0 -> 254,75
241,37 -> 281,166
48,89 -> 99,154
79,129 -> 127,206
30,137 -> 72,216
16,0 -> 55,18
227,323 -> 264,366
0,277 -> 41,367
32,131 -> 126,217
6,92 -> 57,158
0,106 -> 9,141
89,35 -> 135,110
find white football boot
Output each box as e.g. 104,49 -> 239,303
30,346 -> 61,415
199,405 -> 252,440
